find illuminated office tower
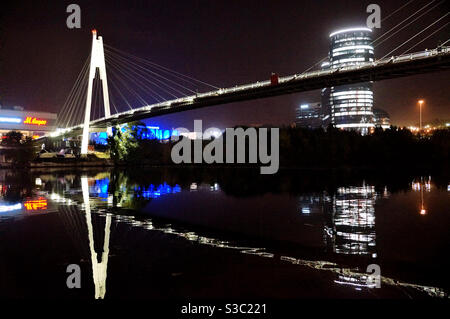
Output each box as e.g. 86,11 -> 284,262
321,28 -> 375,134
295,102 -> 322,128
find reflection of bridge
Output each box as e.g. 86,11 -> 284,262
50,173 -> 447,298
51,27 -> 450,154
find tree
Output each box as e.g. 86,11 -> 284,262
1,131 -> 36,167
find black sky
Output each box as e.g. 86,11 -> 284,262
0,0 -> 449,129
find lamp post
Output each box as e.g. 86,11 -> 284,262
418,99 -> 424,132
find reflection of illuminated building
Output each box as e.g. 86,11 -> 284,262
298,193 -> 331,215
24,198 -> 48,211
411,177 -> 431,192
325,183 -> 377,256
0,202 -> 22,213
134,183 -> 181,199
49,173 -> 446,298
210,183 -> 220,192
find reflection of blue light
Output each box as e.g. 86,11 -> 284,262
0,203 -> 22,215
135,183 -> 181,199
301,207 -> 311,214
89,178 -> 109,200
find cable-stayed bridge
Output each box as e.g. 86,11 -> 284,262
70,45 -> 450,130
52,0 -> 450,154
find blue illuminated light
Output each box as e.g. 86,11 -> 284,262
90,132 -> 109,145
0,117 -> 22,124
91,125 -> 177,144
121,125 -> 177,141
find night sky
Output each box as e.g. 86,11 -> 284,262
0,0 -> 449,130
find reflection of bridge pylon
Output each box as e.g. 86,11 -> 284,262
81,30 -> 112,155
81,176 -> 111,299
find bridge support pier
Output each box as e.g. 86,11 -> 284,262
81,29 -> 112,155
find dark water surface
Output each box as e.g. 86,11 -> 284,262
0,167 -> 448,299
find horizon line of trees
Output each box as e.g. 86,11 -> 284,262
107,123 -> 449,169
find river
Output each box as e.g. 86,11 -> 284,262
0,167 -> 448,299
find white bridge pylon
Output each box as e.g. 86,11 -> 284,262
81,29 -> 112,155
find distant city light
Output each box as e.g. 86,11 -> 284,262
301,207 -> 311,214
300,104 -> 309,109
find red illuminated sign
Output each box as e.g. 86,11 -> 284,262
24,117 -> 47,126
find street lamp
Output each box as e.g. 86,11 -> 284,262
418,99 -> 424,132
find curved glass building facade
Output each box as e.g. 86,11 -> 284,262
321,28 -> 375,134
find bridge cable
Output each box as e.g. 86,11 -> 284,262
106,56 -> 181,108
381,12 -> 449,59
374,0 -> 445,48
105,49 -> 200,95
380,0 -> 417,24
104,44 -> 219,89
373,0 -> 438,44
401,22 -> 450,54
105,51 -> 190,98
104,55 -> 167,103
104,60 -> 151,108
58,54 -> 90,127
299,0 -> 440,74
71,71 -> 90,127
106,69 -> 134,111
64,65 -> 89,127
70,76 -> 89,128
105,53 -> 183,100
